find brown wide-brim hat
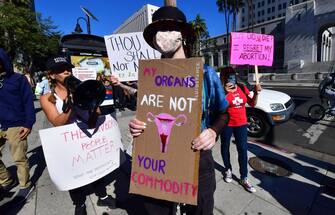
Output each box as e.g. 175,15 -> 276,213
143,6 -> 196,50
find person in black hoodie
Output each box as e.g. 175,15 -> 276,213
0,48 -> 36,202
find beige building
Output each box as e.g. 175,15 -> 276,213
114,4 -> 159,34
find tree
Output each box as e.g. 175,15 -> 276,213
216,0 -> 244,65
216,0 -> 233,65
0,2 -> 61,71
190,14 -> 209,57
231,0 -> 245,31
4,0 -> 32,7
245,0 -> 255,32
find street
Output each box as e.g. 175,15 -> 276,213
256,86 -> 335,159
0,96 -> 334,215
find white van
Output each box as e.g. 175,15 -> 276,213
246,86 -> 295,138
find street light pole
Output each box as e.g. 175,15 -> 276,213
74,17 -> 90,34
73,7 -> 98,35
86,14 -> 91,35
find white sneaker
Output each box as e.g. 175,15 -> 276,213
223,169 -> 233,183
240,178 -> 256,193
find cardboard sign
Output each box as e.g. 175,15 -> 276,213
230,32 -> 274,66
104,32 -> 161,82
129,58 -> 203,205
39,115 -> 123,191
72,67 -> 98,81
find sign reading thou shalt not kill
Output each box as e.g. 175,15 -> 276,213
104,32 -> 161,82
129,58 -> 203,205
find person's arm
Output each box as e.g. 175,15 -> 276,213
246,84 -> 262,108
192,67 -> 229,151
19,75 -> 36,139
40,93 -> 72,126
119,83 -> 138,96
21,75 -> 36,128
109,75 -> 137,96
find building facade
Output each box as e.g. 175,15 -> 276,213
284,0 -> 335,70
202,0 -> 335,73
114,4 -> 159,34
238,0 -> 308,30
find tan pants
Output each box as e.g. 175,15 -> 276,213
0,127 -> 31,188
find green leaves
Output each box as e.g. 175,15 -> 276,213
0,2 -> 61,70
189,14 -> 209,57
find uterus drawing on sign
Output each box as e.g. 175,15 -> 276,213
147,112 -> 187,153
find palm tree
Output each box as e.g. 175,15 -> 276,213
216,0 -> 233,65
245,0 -> 255,32
190,14 -> 209,56
231,0 -> 245,31
216,0 -> 245,65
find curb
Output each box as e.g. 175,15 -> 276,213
249,81 -> 319,87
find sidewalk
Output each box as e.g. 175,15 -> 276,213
0,102 -> 334,215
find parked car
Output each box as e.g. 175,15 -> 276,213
242,80 -> 295,138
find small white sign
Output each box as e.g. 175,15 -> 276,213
104,32 -> 161,82
39,115 -> 123,191
72,67 -> 98,81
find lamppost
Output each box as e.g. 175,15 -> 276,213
73,6 -> 98,35
74,17 -> 90,34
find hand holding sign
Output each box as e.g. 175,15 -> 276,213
129,118 -> 147,137
192,128 -> 217,151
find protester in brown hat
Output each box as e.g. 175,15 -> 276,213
40,56 -> 116,215
129,6 -> 229,215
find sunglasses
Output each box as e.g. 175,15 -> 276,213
51,66 -> 73,74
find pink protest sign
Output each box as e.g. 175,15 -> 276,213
230,32 -> 274,66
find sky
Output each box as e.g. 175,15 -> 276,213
35,0 -> 228,38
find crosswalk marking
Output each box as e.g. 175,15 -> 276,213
302,115 -> 333,144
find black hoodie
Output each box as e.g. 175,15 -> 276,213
0,48 -> 36,129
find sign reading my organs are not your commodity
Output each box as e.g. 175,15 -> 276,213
129,58 -> 203,205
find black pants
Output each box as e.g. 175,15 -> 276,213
139,150 -> 216,215
68,178 -> 107,206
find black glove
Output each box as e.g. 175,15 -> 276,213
62,95 -> 73,113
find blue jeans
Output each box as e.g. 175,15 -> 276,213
220,125 -> 248,180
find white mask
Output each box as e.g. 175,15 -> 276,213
153,31 -> 183,55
